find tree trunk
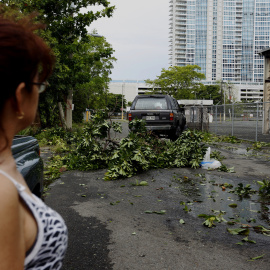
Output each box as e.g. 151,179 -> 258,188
66,89 -> 73,130
58,102 -> 67,130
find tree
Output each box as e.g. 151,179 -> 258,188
196,85 -> 222,104
145,65 -> 205,99
106,93 -> 127,113
68,33 -> 116,122
1,0 -> 115,129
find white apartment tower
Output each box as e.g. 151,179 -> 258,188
169,0 -> 270,101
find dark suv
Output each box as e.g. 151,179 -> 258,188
12,136 -> 44,197
128,94 -> 186,140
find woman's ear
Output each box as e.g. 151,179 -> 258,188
13,83 -> 26,115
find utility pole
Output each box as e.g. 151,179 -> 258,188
121,82 -> 125,120
221,80 -> 226,121
66,2 -> 76,130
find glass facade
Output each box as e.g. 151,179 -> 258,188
212,0 -> 218,80
195,0 -> 208,75
169,0 -> 270,85
253,0 -> 270,82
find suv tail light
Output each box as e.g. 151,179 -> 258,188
170,113 -> 174,121
128,113 -> 132,121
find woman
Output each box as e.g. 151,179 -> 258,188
0,14 -> 68,269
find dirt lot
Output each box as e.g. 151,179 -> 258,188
44,140 -> 270,270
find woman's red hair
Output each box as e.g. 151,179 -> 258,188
0,12 -> 54,151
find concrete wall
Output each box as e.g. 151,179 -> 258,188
108,80 -> 150,103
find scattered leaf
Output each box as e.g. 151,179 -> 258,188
139,181 -> 148,186
248,254 -> 265,261
110,201 -> 120,206
227,221 -> 236,225
245,239 -> 256,244
179,219 -> 185,224
144,210 -> 166,215
155,210 -> 166,215
227,228 -> 250,236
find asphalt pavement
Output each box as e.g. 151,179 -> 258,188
43,127 -> 270,269
209,121 -> 270,143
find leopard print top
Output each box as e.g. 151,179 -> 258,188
0,170 -> 68,270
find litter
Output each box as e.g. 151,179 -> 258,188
200,147 -> 221,170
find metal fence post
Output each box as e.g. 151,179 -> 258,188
200,105 -> 203,131
232,103 -> 234,136
256,102 -> 259,142
215,105 -> 217,134
192,106 -> 194,130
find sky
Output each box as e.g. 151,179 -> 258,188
88,0 -> 169,81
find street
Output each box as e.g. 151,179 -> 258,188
43,123 -> 270,270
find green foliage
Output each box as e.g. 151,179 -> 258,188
64,110 -> 123,171
257,180 -> 270,197
201,132 -> 243,144
198,211 -> 226,228
227,227 -> 250,236
144,210 -> 166,215
17,126 -> 41,136
35,127 -> 76,146
104,124 -> 206,180
128,119 -> 147,133
145,65 -> 205,99
251,141 -> 270,150
248,254 -> 265,261
71,34 -> 117,122
210,150 -> 225,161
106,93 -> 127,113
43,155 -> 66,185
230,183 -> 257,197
131,180 -> 149,186
196,84 -> 222,104
1,1 -> 116,127
39,114 -> 207,180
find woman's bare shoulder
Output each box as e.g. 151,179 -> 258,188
0,174 -> 25,269
0,173 -> 20,212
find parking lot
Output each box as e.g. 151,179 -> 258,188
44,122 -> 270,270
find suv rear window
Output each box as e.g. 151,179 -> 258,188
134,97 -> 168,110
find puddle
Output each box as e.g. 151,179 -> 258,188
224,147 -> 270,159
175,174 -> 270,227
230,148 -> 250,155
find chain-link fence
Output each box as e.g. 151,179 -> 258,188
185,106 -> 210,131
186,102 -> 270,143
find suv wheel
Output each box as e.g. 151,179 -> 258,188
169,126 -> 181,141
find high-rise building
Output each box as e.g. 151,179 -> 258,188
169,0 -> 270,101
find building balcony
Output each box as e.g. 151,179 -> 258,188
176,6 -> 187,10
176,55 -> 186,59
175,37 -> 186,41
176,32 -> 186,36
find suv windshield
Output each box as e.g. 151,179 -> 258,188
134,97 -> 168,110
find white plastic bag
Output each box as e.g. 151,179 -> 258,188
200,147 -> 221,169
